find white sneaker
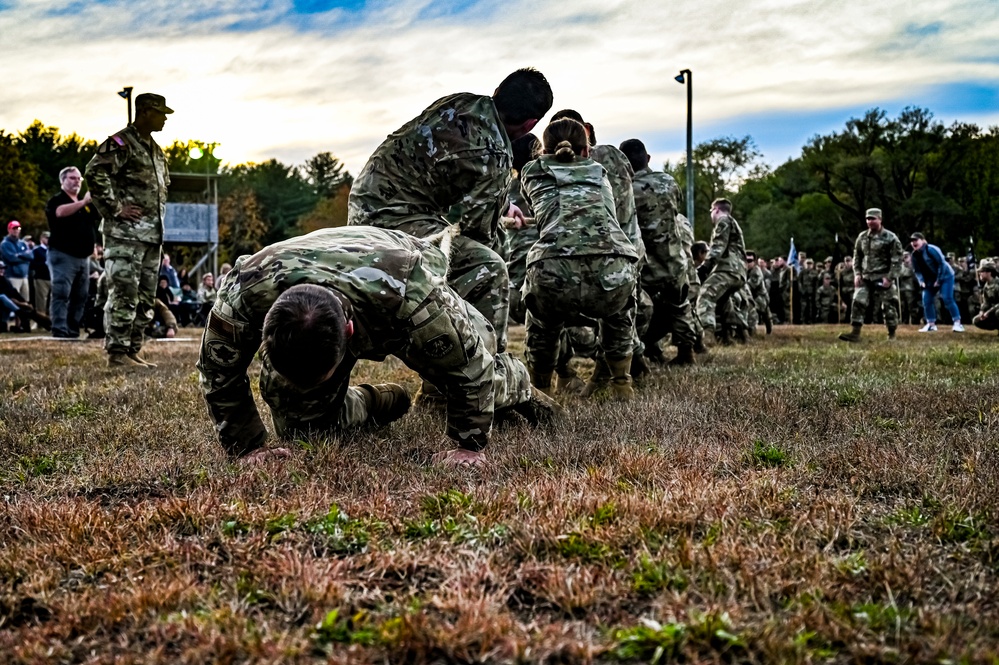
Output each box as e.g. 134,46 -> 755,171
918,323 -> 937,332
953,322 -> 965,332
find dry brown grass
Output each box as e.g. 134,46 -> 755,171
1,325 -> 998,663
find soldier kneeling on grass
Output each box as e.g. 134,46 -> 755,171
197,226 -> 565,468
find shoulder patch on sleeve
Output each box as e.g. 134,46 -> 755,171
97,135 -> 126,155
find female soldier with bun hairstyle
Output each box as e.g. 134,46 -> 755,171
519,118 -> 640,400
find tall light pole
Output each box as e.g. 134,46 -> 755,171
117,87 -> 133,124
674,69 -> 693,226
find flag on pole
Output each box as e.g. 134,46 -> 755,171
787,238 -> 799,270
967,236 -> 977,273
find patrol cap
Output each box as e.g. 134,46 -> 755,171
134,93 -> 174,114
865,208 -> 882,219
7,220 -> 20,231
946,252 -> 956,260
824,256 -> 833,262
978,264 -> 996,276
910,232 -> 925,241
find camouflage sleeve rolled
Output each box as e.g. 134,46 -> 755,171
196,303 -> 267,458
85,144 -> 129,221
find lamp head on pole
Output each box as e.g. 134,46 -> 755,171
117,86 -> 133,99
675,69 -> 690,84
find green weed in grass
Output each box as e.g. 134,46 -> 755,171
631,557 -> 689,596
748,439 -> 790,468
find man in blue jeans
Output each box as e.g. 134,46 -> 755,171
909,232 -> 963,333
45,166 -> 101,338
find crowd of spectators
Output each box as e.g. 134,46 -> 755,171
1,219 -> 223,336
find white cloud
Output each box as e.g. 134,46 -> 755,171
1,0 -> 997,175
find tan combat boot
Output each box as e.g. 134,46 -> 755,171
838,323 -> 863,343
606,355 -> 635,401
630,353 -> 651,383
107,352 -> 150,369
581,358 -> 612,397
359,383 -> 411,426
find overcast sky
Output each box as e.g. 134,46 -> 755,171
2,0 -> 997,175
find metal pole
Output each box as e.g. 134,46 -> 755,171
118,87 -> 133,124
685,70 -> 694,227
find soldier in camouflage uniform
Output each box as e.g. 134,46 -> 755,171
838,256 -> 855,323
898,251 -> 921,324
85,93 -> 172,368
972,265 -> 999,333
504,133 -> 541,325
347,69 -> 553,354
745,252 -> 772,334
197,226 -> 564,468
549,112 -> 647,386
520,119 -> 640,400
956,257 -> 977,323
619,139 -> 697,365
815,273 -> 839,323
695,199 -> 747,336
839,208 -> 904,342
798,258 -> 819,324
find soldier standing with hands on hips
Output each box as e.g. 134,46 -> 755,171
86,93 -> 172,368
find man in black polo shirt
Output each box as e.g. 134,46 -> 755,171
45,166 -> 101,338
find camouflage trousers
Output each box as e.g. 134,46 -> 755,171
899,289 -> 921,325
723,286 -> 751,329
973,311 -> 998,331
851,281 -> 899,329
259,285 -> 531,443
642,282 -> 696,350
695,271 -> 746,333
523,256 -> 638,371
103,239 -> 160,354
505,226 -> 539,325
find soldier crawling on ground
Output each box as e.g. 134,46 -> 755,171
197,225 -> 564,469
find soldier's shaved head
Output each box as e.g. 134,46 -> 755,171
493,68 -> 553,126
619,139 -> 649,172
263,284 -> 350,388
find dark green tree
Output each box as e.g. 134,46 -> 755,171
17,120 -> 97,197
303,151 -> 353,199
0,131 -> 45,228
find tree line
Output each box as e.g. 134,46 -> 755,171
0,121 -> 353,266
3,105 -> 997,267
668,106 -> 999,260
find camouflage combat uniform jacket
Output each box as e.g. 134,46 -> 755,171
198,227 -> 507,457
705,214 -> 747,277
589,144 -> 644,260
631,167 -> 689,292
85,124 -> 170,245
521,156 -> 639,267
853,228 -> 904,282
346,93 -> 512,246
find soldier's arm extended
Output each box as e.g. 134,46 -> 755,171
400,289 -> 496,452
196,305 -> 267,458
853,235 -> 864,278
85,139 -> 129,221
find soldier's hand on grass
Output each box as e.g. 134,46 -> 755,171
432,448 -> 486,468
119,204 -> 143,221
239,447 -> 292,467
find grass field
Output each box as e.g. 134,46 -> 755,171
2,324 -> 998,663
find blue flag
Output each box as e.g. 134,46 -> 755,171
787,238 -> 799,270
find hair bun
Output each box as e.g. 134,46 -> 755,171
554,140 -> 576,162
